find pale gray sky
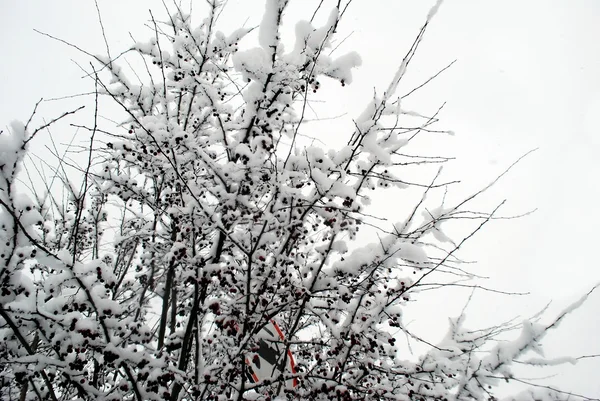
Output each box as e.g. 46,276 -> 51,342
1,0 -> 599,397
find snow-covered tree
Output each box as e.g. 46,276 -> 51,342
1,1 -> 597,400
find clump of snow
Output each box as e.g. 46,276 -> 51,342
232,48 -> 271,83
325,52 -> 362,84
259,0 -> 289,52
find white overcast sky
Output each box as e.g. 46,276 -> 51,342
1,0 -> 600,397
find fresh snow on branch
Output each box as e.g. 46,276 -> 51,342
0,1 -> 596,400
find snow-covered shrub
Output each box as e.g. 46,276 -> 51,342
0,1 -> 596,400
